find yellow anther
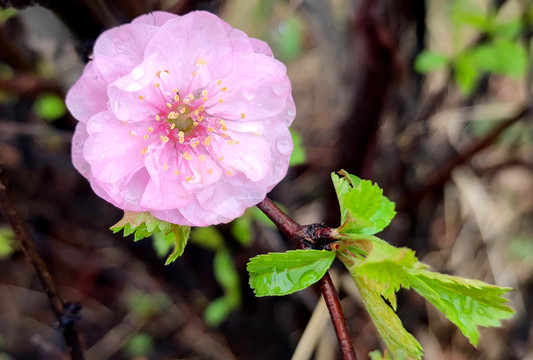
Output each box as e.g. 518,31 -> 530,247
192,72 -> 197,77
207,127 -> 215,132
202,97 -> 208,102
253,131 -> 261,136
166,102 -> 172,108
218,98 -> 224,103
194,110 -> 199,116
144,134 -> 149,140
198,105 -> 204,111
203,136 -> 212,146
227,140 -> 235,145
178,131 -> 185,144
198,116 -> 204,122
193,122 -> 199,126
174,170 -> 181,175
129,131 -> 136,137
187,94 -> 195,100
199,154 -> 206,161
226,171 -> 233,176
122,121 -> 128,125
191,140 -> 199,148
155,115 -> 161,121
163,70 -> 170,75
218,156 -> 224,161
168,111 -> 178,119
207,168 -> 213,174
160,135 -> 169,143
141,147 -> 148,156
221,133 -> 229,138
216,79 -> 222,85
183,151 -> 192,160
138,95 -> 144,100
221,87 -> 228,92
156,70 -> 161,78
179,107 -> 186,114
186,176 -> 194,182
174,94 -> 180,101
219,119 -> 227,131
201,90 -> 208,97
235,140 -> 240,144
170,123 -> 176,129
240,113 -> 246,119
148,127 -> 154,133
163,162 -> 168,170
154,83 -> 161,88
196,58 -> 206,66
173,88 -> 178,93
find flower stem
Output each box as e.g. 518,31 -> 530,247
256,197 -> 357,360
0,169 -> 85,360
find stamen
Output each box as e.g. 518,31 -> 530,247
199,155 -> 206,161
241,113 -> 246,119
218,156 -> 224,161
160,135 -> 169,143
141,147 -> 148,156
203,136 -> 212,146
148,127 -> 154,133
183,151 -> 192,160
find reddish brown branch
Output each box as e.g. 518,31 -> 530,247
0,169 -> 85,360
256,197 -> 357,360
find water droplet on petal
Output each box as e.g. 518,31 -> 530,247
87,121 -> 103,134
272,82 -> 288,97
131,66 -> 144,80
276,137 -> 293,155
243,89 -> 255,100
111,99 -> 121,112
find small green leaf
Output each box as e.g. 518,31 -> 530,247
33,93 -> 66,121
231,214 -> 253,247
289,129 -> 306,166
414,51 -> 450,73
492,19 -> 522,38
354,276 -> 423,360
407,270 -> 514,346
123,333 -> 154,357
369,350 -> 406,360
190,226 -> 224,251
204,296 -> 239,327
331,170 -> 396,235
453,52 -> 479,95
112,211 -> 190,264
338,235 -> 420,309
471,40 -> 528,78
0,228 -> 16,259
247,249 -> 335,296
204,249 -> 241,326
163,225 -> 190,265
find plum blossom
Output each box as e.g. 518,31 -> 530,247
67,11 -> 295,226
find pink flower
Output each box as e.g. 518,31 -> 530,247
67,11 -> 295,226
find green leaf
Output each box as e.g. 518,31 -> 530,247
231,214 -> 253,247
289,129 -> 306,166
492,19 -> 522,38
331,170 -> 396,235
273,16 -> 304,61
247,249 -> 335,296
163,225 -> 190,265
414,51 -> 450,73
204,296 -> 239,327
190,226 -> 224,251
407,270 -> 514,346
354,276 -> 423,359
32,93 -> 66,121
478,39 -> 527,78
450,0 -> 490,31
123,333 -> 154,357
0,228 -> 16,259
112,211 -> 190,264
338,235 -> 420,309
205,249 -> 241,326
369,350 -> 406,360
453,52 -> 479,95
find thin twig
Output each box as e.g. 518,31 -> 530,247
256,197 -> 357,360
0,168 -> 85,360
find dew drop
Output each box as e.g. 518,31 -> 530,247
272,82 -> 288,97
276,137 -> 293,155
87,121 -> 103,134
131,66 -> 144,80
242,89 -> 255,101
111,99 -> 121,112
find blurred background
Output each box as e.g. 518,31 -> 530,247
0,0 -> 532,359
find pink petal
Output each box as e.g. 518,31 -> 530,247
65,62 -> 108,123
